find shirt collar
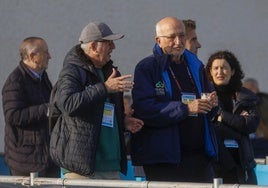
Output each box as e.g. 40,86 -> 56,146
29,69 -> 43,80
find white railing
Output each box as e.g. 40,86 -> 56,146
0,173 -> 267,188
255,157 -> 267,165
1,155 -> 268,187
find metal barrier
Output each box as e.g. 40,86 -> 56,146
1,154 -> 268,187
255,157 -> 268,165
0,173 -> 267,188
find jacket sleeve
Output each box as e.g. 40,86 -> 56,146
221,92 -> 260,135
56,64 -> 107,116
132,61 -> 188,127
2,77 -> 48,127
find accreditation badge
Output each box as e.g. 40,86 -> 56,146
181,92 -> 197,117
101,102 -> 115,128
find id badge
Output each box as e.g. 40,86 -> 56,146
101,102 -> 114,128
181,92 -> 197,117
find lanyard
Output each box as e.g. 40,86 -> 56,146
168,61 -> 197,93
169,66 -> 182,91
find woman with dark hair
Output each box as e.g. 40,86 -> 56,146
205,50 -> 260,184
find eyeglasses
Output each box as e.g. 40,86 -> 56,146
158,34 -> 185,41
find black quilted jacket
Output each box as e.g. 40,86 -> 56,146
2,61 -> 52,173
50,45 -> 127,176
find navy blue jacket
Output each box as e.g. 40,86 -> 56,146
131,44 -> 218,165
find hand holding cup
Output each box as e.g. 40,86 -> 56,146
201,91 -> 218,107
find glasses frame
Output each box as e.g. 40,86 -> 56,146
157,34 -> 186,41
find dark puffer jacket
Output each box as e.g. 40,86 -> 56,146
2,62 -> 52,173
214,87 -> 259,184
50,45 -> 127,176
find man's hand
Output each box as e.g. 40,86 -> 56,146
124,113 -> 144,133
241,110 -> 249,116
208,91 -> 218,108
187,99 -> 213,115
105,68 -> 134,93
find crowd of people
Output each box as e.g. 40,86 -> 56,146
2,16 -> 266,185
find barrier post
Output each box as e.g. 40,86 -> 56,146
30,172 -> 38,186
213,178 -> 223,188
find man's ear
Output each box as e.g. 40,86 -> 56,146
155,37 -> 161,45
90,42 -> 98,51
28,52 -> 36,63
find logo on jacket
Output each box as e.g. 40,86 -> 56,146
155,81 -> 165,96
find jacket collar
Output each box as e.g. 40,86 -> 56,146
153,43 -> 204,94
65,45 -> 114,76
20,61 -> 44,82
153,43 -> 173,72
152,43 -> 202,72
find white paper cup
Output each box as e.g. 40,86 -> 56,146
201,92 -> 210,99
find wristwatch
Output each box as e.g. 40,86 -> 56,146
217,110 -> 222,122
215,108 -> 223,122
217,113 -> 222,122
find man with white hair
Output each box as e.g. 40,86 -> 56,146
50,21 -> 143,179
2,37 -> 59,177
131,16 -> 218,182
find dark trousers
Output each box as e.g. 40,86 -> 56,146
10,163 -> 60,178
143,152 -> 214,182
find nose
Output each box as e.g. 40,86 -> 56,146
110,41 -> 115,49
174,34 -> 185,45
197,40 -> 201,49
174,37 -> 180,44
217,68 -> 224,74
174,36 -> 183,45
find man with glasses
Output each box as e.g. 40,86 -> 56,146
50,21 -> 144,179
131,17 -> 218,182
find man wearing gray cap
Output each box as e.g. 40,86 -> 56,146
50,21 -> 144,179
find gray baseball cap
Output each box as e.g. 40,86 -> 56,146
79,21 -> 124,43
